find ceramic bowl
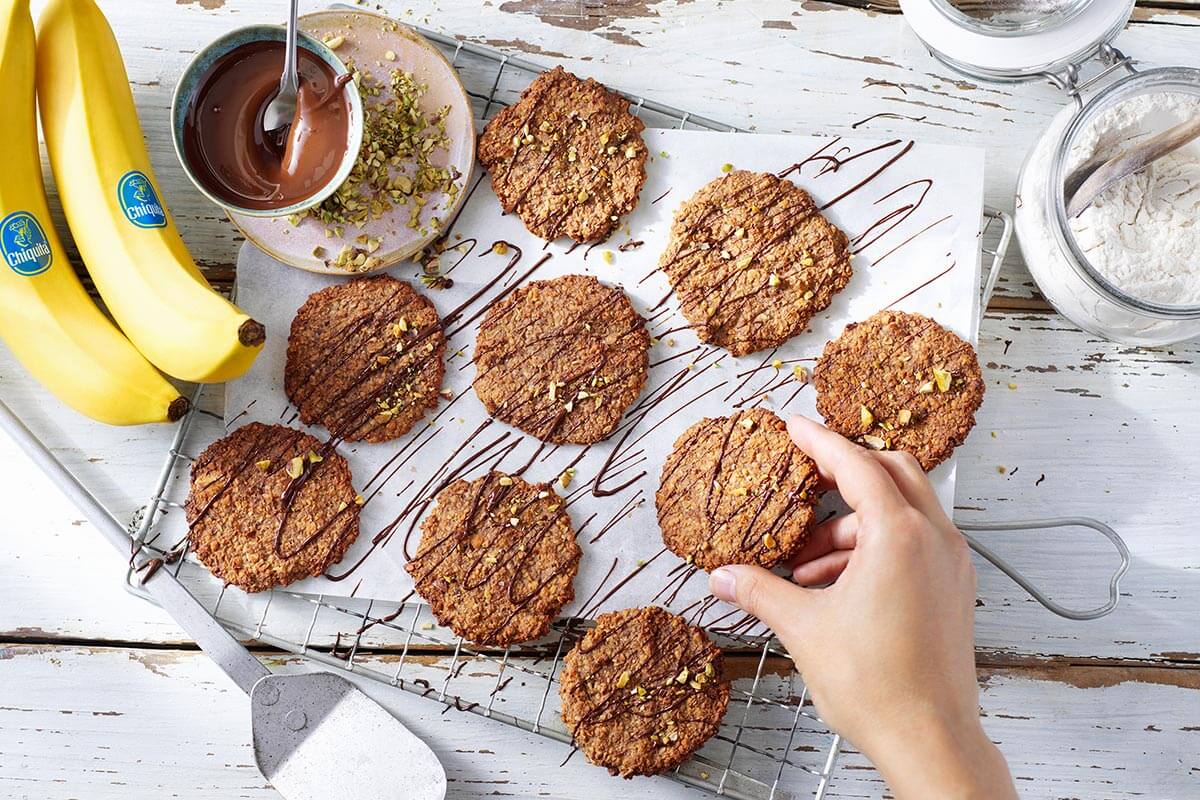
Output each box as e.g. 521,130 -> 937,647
228,10 -> 477,274
169,24 -> 364,218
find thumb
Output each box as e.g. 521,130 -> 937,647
709,564 -> 816,646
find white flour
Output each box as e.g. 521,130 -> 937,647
1068,92 -> 1200,306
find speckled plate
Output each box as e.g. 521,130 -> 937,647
229,10 -> 475,274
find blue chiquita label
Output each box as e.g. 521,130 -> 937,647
1,210 -> 53,276
117,170 -> 168,229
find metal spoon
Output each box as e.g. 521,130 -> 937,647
0,398 -> 447,800
1065,116 -> 1200,218
262,0 -> 301,142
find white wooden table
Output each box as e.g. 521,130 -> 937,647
3,1 -> 1199,798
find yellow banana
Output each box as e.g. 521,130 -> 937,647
0,0 -> 185,425
35,0 -> 264,384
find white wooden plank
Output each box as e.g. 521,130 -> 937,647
0,645 -> 1196,799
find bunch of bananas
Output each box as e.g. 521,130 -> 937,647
0,0 -> 264,425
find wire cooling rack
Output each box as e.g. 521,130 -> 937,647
116,17 -> 1124,800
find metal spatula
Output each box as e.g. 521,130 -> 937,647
0,399 -> 446,800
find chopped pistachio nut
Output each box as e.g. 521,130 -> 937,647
1007,381 -> 1018,390
860,405 -> 874,428
323,34 -> 345,50
771,358 -> 783,370
300,67 -> 459,258
559,467 -> 576,488
602,250 -> 615,264
255,459 -> 272,471
768,272 -> 781,287
739,416 -> 755,430
497,475 -> 514,486
917,380 -> 935,394
860,435 -> 888,450
616,670 -> 631,689
384,49 -> 396,61
932,367 -> 952,393
355,493 -> 365,506
793,364 -> 808,381
307,450 -> 323,463
286,456 -> 305,479
720,163 -> 733,172
675,667 -> 689,684
763,532 -> 777,549
508,516 -> 520,527
897,408 -> 913,425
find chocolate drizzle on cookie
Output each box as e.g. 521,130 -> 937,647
559,606 -> 730,778
286,275 -> 446,444
477,66 -> 649,243
656,170 -> 852,357
473,274 -> 651,445
405,470 -> 581,645
657,408 -> 821,571
185,422 -> 360,592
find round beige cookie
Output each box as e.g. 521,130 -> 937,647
559,606 -> 730,778
657,407 -> 821,571
658,170 -> 852,356
286,275 -> 445,444
405,471 -> 580,646
185,422 -> 360,593
473,274 -> 650,444
477,66 -> 648,243
813,310 -> 985,470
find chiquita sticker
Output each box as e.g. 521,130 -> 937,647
0,210 -> 53,276
117,170 -> 168,228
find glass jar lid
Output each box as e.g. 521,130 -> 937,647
899,0 -> 1135,81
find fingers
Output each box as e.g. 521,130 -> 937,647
787,416 -> 907,515
786,512 -> 858,566
709,565 -> 815,643
792,550 -> 852,586
868,451 -> 947,522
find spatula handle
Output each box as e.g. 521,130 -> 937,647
0,398 -> 269,694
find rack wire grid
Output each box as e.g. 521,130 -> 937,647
119,21 -> 1025,800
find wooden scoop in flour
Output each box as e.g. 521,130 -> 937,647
1065,116 -> 1200,218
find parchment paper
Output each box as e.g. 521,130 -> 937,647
225,128 -> 985,627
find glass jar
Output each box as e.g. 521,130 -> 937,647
901,0 -> 1200,344
1015,68 -> 1200,345
930,0 -> 1094,36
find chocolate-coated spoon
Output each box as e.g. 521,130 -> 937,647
262,0 -> 300,141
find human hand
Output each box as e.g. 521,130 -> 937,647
708,416 -> 1016,800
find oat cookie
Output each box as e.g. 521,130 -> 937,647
813,310 -> 985,470
658,170 -> 852,356
477,66 -> 648,242
657,408 -> 821,571
185,422 -> 360,593
559,606 -> 730,778
406,471 -> 580,646
286,275 -> 446,444
473,274 -> 650,444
